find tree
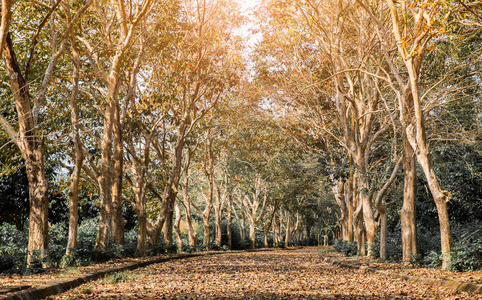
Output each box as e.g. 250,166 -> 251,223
255,0 -> 402,257
76,0 -> 154,250
142,0 -> 244,247
356,0 -> 455,268
0,0 -> 91,265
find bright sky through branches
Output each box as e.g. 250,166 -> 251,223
241,0 -> 259,10
238,0 -> 261,47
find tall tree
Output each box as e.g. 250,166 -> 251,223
75,0 -> 154,249
0,0 -> 91,265
356,0 -> 455,268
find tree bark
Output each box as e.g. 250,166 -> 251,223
400,136 -> 418,262
164,207 -> 174,246
2,34 -> 49,265
111,99 -> 125,244
174,201 -> 183,252
213,179 -> 226,247
180,147 -> 197,249
332,176 -> 350,241
0,0 -> 12,55
202,209 -> 211,248
96,100 -> 114,250
227,195 -> 232,249
353,195 -> 366,256
284,213 -> 291,246
148,122 -> 187,247
137,199 -> 147,256
249,218 -> 256,249
379,207 -> 387,261
345,177 -> 354,242
66,37 -> 83,258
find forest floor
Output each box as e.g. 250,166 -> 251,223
2,247 -> 482,299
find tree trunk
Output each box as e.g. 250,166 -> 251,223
146,203 -> 166,248
361,192 -> 377,257
148,122 -> 187,247
353,200 -> 365,256
213,181 -> 224,247
239,215 -> 246,247
164,207 -> 174,245
214,207 -> 222,247
264,228 -> 269,248
66,151 -> 81,258
96,98 -> 115,250
284,214 -> 291,246
137,202 -> 147,257
111,100 -> 125,245
272,216 -> 279,246
332,177 -> 349,241
174,201 -> 183,252
400,137 -> 418,262
26,146 -> 50,265
2,35 -> 49,265
185,203 -> 197,249
180,147 -> 197,249
203,214 -> 211,249
379,207 -> 387,261
227,195 -> 232,249
249,218 -> 256,249
66,39 -> 83,259
345,173 -> 354,242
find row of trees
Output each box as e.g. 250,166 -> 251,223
2,0 -> 481,272
0,0 -> 336,268
254,0 -> 482,269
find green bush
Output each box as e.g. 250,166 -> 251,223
333,239 -> 358,257
182,245 -> 196,253
276,241 -> 286,248
166,243 -> 178,254
450,238 -> 482,271
208,243 -> 222,251
48,223 -> 67,267
25,250 -> 47,275
423,251 -> 443,269
0,223 -> 28,274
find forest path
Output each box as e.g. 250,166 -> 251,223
47,248 -> 475,299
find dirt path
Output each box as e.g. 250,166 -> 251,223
44,248 -> 477,299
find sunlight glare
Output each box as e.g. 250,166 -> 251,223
241,0 -> 260,11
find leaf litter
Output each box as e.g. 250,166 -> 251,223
46,248 -> 478,299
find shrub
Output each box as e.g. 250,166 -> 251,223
25,250 -> 47,274
423,251 -> 443,269
48,223 -> 67,267
0,223 -> 28,274
148,243 -> 165,256
197,244 -> 209,252
208,243 -> 222,251
333,239 -> 358,257
122,229 -> 138,257
450,238 -> 482,271
166,243 -> 178,254
182,245 -> 196,253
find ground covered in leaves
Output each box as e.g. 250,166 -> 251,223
321,251 -> 482,285
44,248 -> 477,299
